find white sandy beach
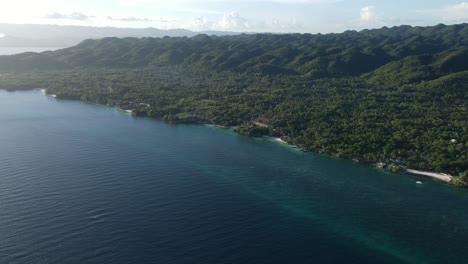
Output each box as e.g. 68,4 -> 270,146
262,136 -> 288,144
405,169 -> 453,183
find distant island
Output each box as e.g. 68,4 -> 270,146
0,23 -> 238,48
0,23 -> 467,187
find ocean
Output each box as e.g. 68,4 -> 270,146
0,90 -> 467,263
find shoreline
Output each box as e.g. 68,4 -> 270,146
405,169 -> 453,183
116,107 -> 132,114
262,136 -> 288,144
261,136 -> 457,185
13,88 -> 465,187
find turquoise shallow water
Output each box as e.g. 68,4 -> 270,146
0,90 -> 467,264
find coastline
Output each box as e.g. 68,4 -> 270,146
261,136 -> 457,185
6,88 -> 464,187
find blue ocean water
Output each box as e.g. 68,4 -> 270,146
0,90 -> 467,264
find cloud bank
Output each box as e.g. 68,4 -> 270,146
45,12 -> 94,20
190,11 -> 303,32
191,12 -> 250,31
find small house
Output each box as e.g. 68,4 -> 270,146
254,117 -> 272,127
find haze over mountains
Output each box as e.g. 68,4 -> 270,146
0,23 -> 237,48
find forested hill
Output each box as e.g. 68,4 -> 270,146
1,23 -> 467,77
0,23 -> 467,185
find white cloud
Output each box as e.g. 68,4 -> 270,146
418,2 -> 468,22
0,33 -> 5,38
173,8 -> 224,15
218,12 -> 250,30
189,12 -> 306,32
189,12 -> 250,31
45,12 -> 94,20
191,16 -> 211,30
340,5 -> 387,31
360,6 -> 377,22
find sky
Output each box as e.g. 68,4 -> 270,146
0,0 -> 467,33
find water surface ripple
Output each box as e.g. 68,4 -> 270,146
0,90 -> 467,264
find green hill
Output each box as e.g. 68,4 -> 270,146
366,48 -> 468,87
1,23 -> 467,77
